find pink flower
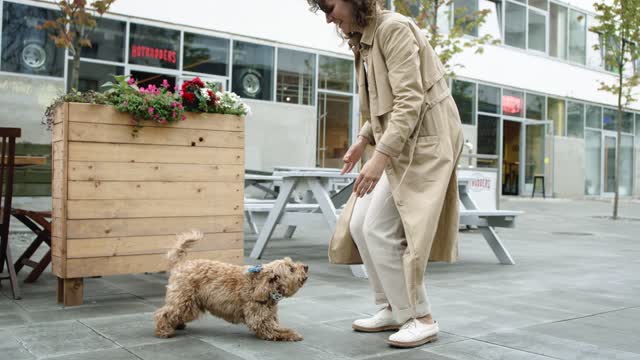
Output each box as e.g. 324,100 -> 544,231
181,115 -> 187,121
171,102 -> 177,108
122,101 -> 128,107
127,77 -> 136,85
160,118 -> 167,123
148,107 -> 154,115
172,111 -> 176,118
161,79 -> 170,89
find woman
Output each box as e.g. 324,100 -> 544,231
307,0 -> 464,348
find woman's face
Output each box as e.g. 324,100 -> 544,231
319,0 -> 356,34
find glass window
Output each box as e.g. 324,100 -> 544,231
636,114 -> 640,137
452,80 -> 476,125
81,17 -> 125,63
129,70 -> 176,90
529,0 -> 547,11
129,23 -> 180,69
1,2 -> 65,77
479,0 -> 502,40
550,3 -> 568,59
526,93 -> 545,120
567,101 -> 584,138
454,0 -> 479,36
505,2 -> 526,49
622,111 -> 634,134
68,61 -> 123,92
183,32 -> 229,76
586,16 -> 603,68
478,84 -> 500,113
584,129 -> 601,195
232,41 -> 274,101
0,74 -> 64,196
602,108 -> 617,131
477,115 -> 499,168
276,49 -> 315,106
547,97 -> 565,136
568,9 -> 586,64
318,56 -> 353,92
619,135 -> 634,196
585,105 -> 602,129
502,89 -> 524,117
528,10 -> 546,52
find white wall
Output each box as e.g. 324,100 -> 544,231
243,100 -> 316,171
108,0 -> 351,56
553,136 -> 586,197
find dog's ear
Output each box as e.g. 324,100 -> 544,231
252,270 -> 279,302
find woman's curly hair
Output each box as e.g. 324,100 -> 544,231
307,0 -> 381,33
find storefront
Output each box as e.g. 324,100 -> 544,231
0,0 -> 357,196
452,78 -> 638,198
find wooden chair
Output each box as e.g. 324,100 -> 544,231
0,127 -> 21,299
11,209 -> 52,283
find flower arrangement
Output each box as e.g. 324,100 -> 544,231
105,75 -> 186,136
180,77 -> 251,116
44,75 -> 251,137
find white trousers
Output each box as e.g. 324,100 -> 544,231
349,172 -> 430,324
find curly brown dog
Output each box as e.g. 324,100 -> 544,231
154,231 -> 309,341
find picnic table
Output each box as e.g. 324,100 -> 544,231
246,170 -> 520,279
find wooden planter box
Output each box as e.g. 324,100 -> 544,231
51,103 -> 244,305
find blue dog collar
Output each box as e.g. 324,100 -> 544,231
247,265 -> 263,274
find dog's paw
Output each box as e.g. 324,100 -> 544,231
279,330 -> 303,342
175,323 -> 186,330
154,330 -> 176,338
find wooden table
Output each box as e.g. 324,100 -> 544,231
12,156 -> 47,167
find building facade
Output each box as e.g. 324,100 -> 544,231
0,0 -> 637,198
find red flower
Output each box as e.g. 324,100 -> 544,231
192,77 -> 205,88
183,93 -> 196,103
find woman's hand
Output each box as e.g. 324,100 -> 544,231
353,151 -> 390,197
340,136 -> 369,175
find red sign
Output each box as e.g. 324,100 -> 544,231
502,95 -> 522,115
130,45 -> 177,64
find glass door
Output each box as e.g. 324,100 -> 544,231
316,92 -> 352,168
523,121 -> 548,195
602,132 -> 617,195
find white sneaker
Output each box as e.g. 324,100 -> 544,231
352,307 -> 402,332
386,319 -> 439,348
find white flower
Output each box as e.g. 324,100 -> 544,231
200,88 -> 210,100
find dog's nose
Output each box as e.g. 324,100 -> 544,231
303,264 -> 309,273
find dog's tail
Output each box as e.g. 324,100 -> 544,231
167,230 -> 202,268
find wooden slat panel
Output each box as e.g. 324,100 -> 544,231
68,181 -> 242,200
52,218 -> 64,242
68,103 -> 244,132
53,122 -> 64,142
66,215 -> 243,239
52,235 -> 64,258
53,103 -> 67,125
52,142 -> 65,165
67,232 -> 243,258
68,142 -> 243,165
64,249 -> 244,277
52,254 -> 65,277
68,162 -> 243,182
67,199 -> 242,219
69,122 -> 244,148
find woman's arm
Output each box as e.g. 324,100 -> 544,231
374,20 -> 424,158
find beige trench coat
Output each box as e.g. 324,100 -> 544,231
349,10 -> 464,308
